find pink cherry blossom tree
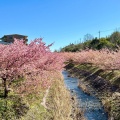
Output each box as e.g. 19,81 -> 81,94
62,49 -> 120,71
0,38 -> 63,98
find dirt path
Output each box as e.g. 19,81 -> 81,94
41,86 -> 50,109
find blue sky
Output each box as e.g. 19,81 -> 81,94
0,0 -> 120,51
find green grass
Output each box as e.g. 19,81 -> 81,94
46,78 -> 72,120
75,63 -> 120,86
0,94 -> 29,120
21,91 -> 53,120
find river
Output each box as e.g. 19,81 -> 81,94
62,70 -> 108,120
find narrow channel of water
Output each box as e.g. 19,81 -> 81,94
62,71 -> 108,120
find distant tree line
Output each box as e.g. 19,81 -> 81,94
60,31 -> 120,52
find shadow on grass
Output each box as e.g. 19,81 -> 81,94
0,93 -> 29,120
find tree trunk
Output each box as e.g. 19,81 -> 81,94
3,78 -> 8,98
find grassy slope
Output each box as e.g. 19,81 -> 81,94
22,72 -> 73,120
17,73 -> 73,120
0,71 -> 85,120
46,72 -> 85,120
65,62 -> 120,120
46,74 -> 72,120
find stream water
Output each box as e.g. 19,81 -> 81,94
62,71 -> 108,120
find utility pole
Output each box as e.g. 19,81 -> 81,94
99,31 -> 100,40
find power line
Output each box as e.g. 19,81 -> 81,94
96,27 -> 120,39
78,26 -> 120,43
100,28 -> 115,33
100,27 -> 120,33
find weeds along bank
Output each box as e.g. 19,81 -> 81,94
62,49 -> 120,120
46,72 -> 72,120
46,72 -> 85,120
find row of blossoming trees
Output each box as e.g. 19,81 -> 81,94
62,49 -> 120,70
0,38 -> 64,98
1,38 -> 120,98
